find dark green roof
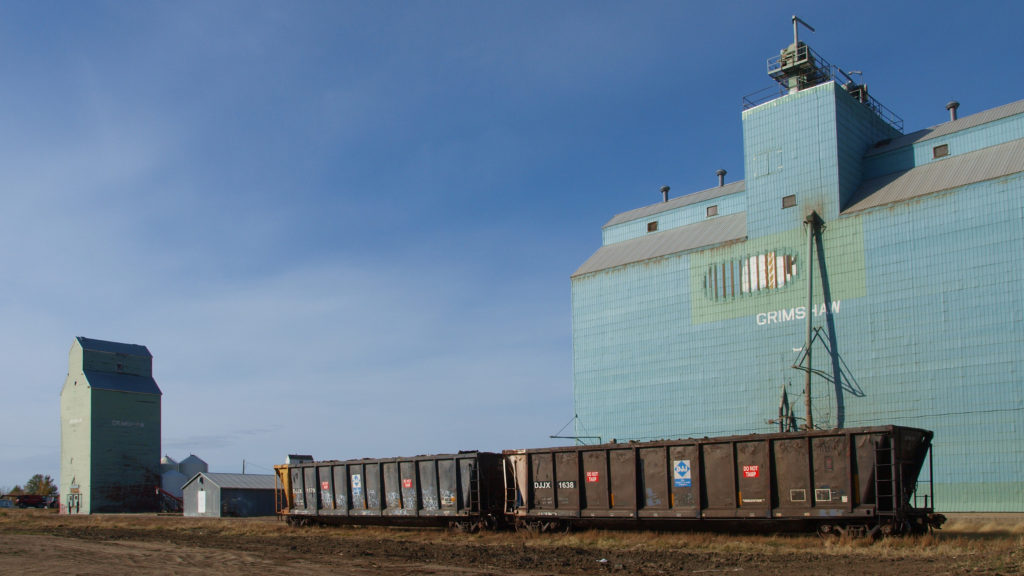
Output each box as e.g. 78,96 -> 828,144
83,370 -> 162,395
77,336 -> 151,358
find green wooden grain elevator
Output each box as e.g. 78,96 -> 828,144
59,337 -> 162,514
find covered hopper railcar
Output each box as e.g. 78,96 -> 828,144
505,425 -> 943,535
276,451 -> 505,531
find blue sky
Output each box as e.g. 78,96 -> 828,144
1,1 -> 1022,490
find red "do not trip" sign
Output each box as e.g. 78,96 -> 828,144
586,471 -> 600,483
402,478 -> 413,489
742,465 -> 760,478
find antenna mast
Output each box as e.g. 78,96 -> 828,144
792,15 -> 815,46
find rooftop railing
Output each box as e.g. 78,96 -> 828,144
742,44 -> 904,134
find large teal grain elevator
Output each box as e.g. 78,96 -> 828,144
60,337 -> 162,514
571,23 -> 1024,512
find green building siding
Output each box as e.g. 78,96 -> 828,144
60,337 -> 162,514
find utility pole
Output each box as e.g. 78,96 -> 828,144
803,211 -> 820,430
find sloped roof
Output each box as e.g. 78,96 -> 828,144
866,99 -> 1024,157
183,473 -> 277,491
83,370 -> 162,395
845,138 -> 1024,214
604,181 -> 745,228
574,212 -> 747,277
76,337 -> 151,358
180,455 -> 208,467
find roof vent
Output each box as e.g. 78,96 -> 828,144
946,100 -> 960,121
660,185 -> 670,203
716,169 -> 727,187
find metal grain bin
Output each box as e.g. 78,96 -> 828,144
505,425 -> 940,534
276,452 -> 504,528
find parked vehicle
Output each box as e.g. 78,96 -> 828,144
281,452 -> 504,531
276,425 -> 944,535
0,499 -> 13,509
13,494 -> 46,509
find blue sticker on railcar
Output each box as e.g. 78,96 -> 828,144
673,460 -> 692,487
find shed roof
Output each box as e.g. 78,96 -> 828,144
603,181 -> 745,228
183,473 -> 278,491
866,98 -> 1024,157
574,212 -> 747,278
76,336 -> 151,358
83,370 -> 162,395
845,138 -> 1024,214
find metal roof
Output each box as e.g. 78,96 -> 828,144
83,370 -> 162,395
845,138 -> 1024,214
604,181 -> 745,228
574,212 -> 747,278
76,336 -> 151,358
866,98 -> 1024,157
183,473 -> 277,491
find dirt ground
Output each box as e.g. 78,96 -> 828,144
0,510 -> 1021,576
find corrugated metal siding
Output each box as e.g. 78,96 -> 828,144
83,371 -> 161,395
59,375 -> 91,514
573,213 -> 746,277
183,479 -> 222,517
221,487 -> 277,517
845,139 -> 1024,213
88,389 -> 161,513
741,83 -> 841,238
200,473 -> 277,490
603,181 -> 745,228
866,98 -> 1024,156
182,473 -> 279,517
59,338 -> 161,514
572,92 -> 1024,512
602,192 -> 747,246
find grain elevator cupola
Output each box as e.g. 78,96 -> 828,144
768,16 -> 829,94
760,16 -> 903,133
60,337 -> 162,514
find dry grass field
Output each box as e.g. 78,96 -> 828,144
0,509 -> 1021,575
